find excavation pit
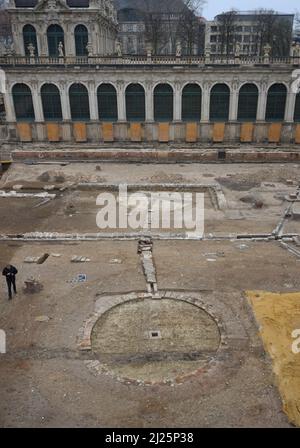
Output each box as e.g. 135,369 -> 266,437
89,297 -> 221,384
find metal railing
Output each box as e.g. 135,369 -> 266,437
0,55 -> 299,67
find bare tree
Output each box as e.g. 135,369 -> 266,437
177,0 -> 206,55
141,0 -> 173,55
272,18 -> 294,57
141,0 -> 206,55
143,13 -> 167,54
217,9 -> 238,57
253,9 -> 293,57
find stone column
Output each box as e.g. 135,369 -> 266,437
65,22 -> 75,57
229,84 -> 239,121
60,82 -> 71,121
284,91 -> 297,122
38,25 -> 48,57
103,27 -> 107,55
88,81 -> 98,120
116,81 -> 126,121
257,85 -> 268,121
174,83 -> 182,121
98,26 -> 103,55
31,82 -> 44,122
201,82 -> 210,122
30,81 -> 45,141
3,89 -> 16,122
92,24 -> 98,55
145,81 -> 154,122
12,23 -> 23,56
59,81 -> 72,141
36,33 -> 42,58
70,34 -> 76,58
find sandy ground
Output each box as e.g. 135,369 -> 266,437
247,291 -> 300,427
0,162 -> 300,427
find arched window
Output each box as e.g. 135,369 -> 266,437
67,0 -> 89,6
182,84 -> 201,121
294,92 -> 300,122
47,25 -> 65,57
118,8 -> 143,21
41,84 -> 62,121
266,84 -> 287,122
237,84 -> 258,121
23,25 -> 38,56
154,84 -> 173,122
210,84 -> 230,121
126,84 -> 145,122
75,25 -> 89,56
69,83 -> 90,121
97,84 -> 117,121
12,84 -> 35,121
15,0 -> 38,6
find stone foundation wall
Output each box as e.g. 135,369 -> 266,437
5,148 -> 300,164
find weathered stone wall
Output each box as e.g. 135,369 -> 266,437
1,63 -> 300,152
1,121 -> 300,146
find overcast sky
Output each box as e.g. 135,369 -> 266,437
202,0 -> 299,19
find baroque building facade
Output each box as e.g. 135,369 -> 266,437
6,0 -> 118,57
0,1 -> 300,150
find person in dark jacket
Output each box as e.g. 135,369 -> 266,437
2,265 -> 18,300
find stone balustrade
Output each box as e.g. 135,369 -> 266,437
0,55 -> 300,67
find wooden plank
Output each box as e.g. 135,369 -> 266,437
130,122 -> 142,142
46,123 -> 60,142
213,123 -> 225,143
17,122 -> 32,142
240,122 -> 254,143
73,122 -> 87,142
268,123 -> 282,143
295,124 -> 300,144
185,122 -> 198,143
158,123 -> 169,143
102,122 -> 114,142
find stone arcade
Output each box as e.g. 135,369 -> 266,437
0,1 -> 300,152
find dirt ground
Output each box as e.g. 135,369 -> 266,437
0,162 -> 300,428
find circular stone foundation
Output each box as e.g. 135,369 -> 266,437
90,298 -> 221,383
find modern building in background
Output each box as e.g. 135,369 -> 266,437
205,11 -> 294,57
